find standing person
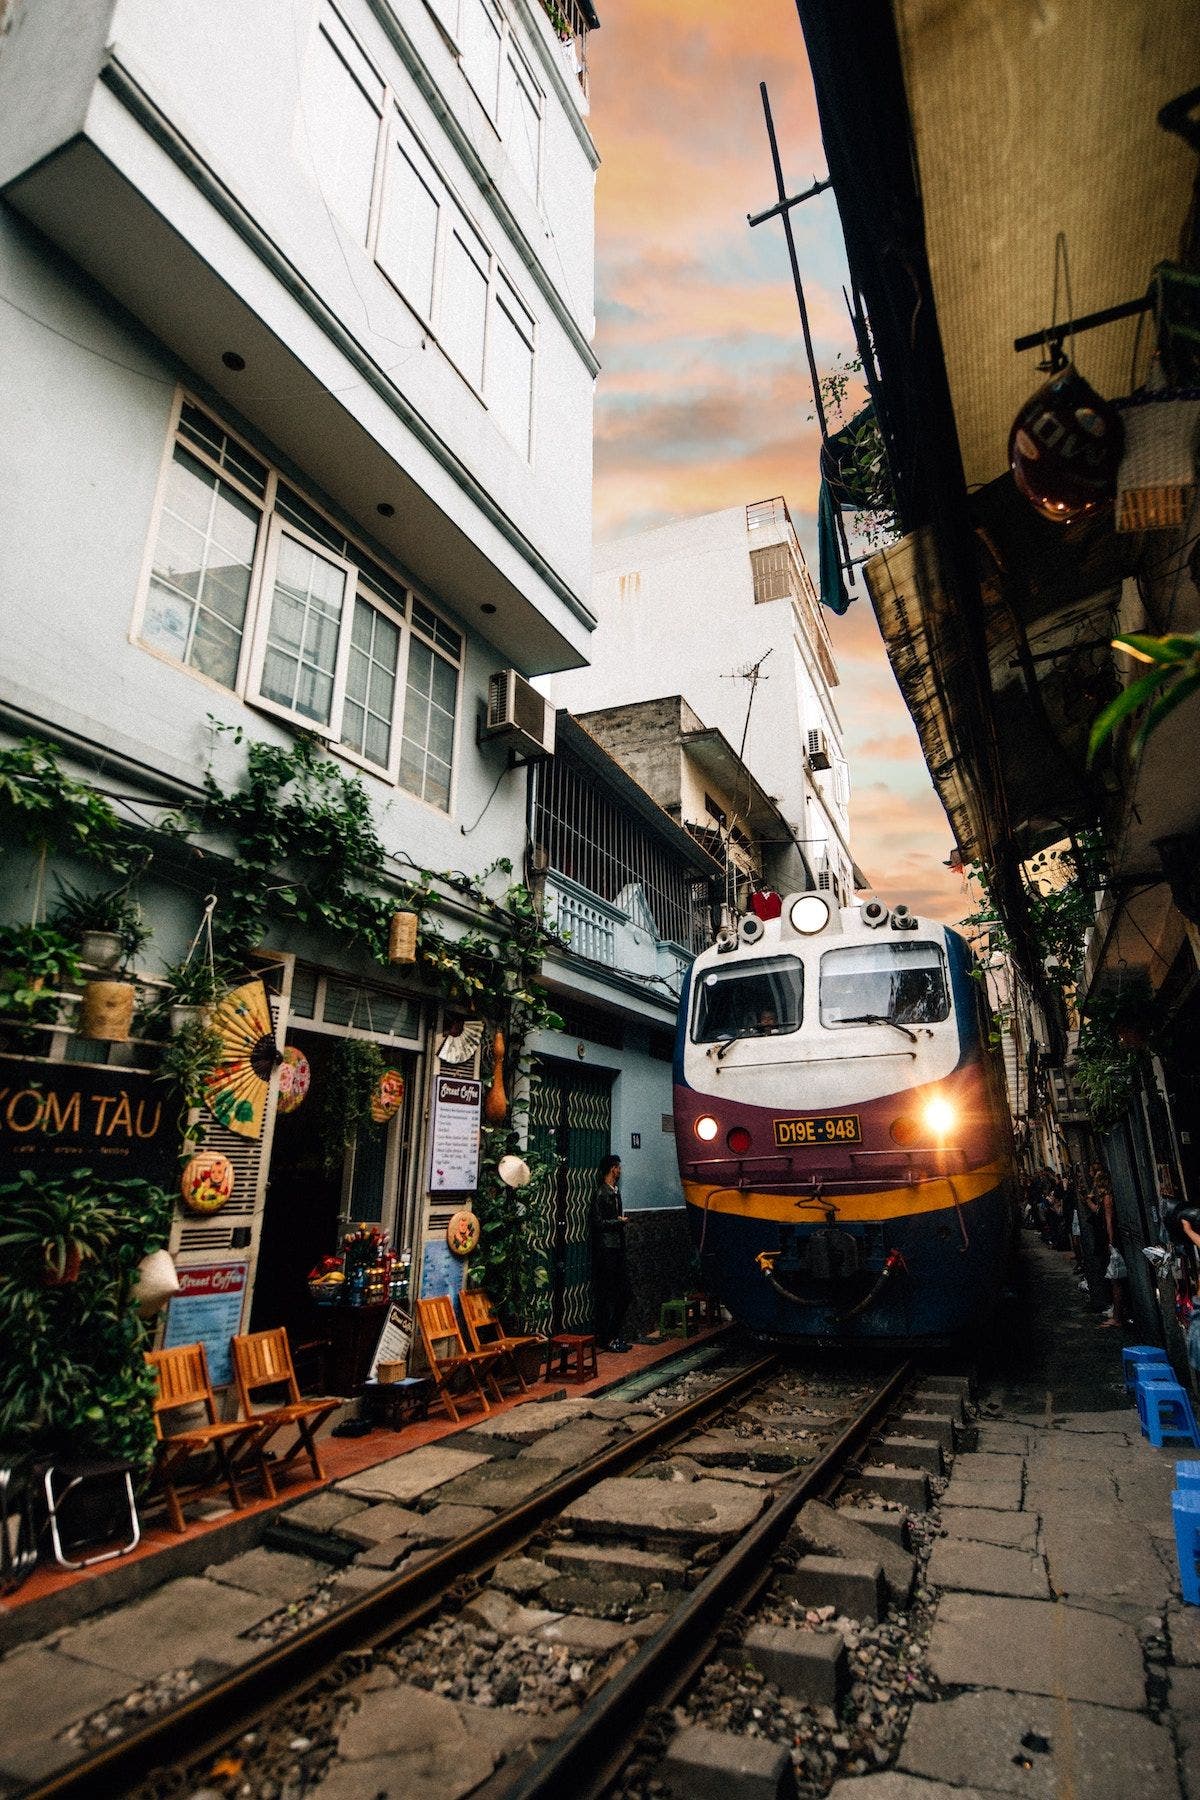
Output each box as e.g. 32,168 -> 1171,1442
1096,1171 -> 1133,1328
591,1154 -> 632,1353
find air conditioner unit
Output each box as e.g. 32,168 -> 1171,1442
806,728 -> 831,771
484,670 -> 556,758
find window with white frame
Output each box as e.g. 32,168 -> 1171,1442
298,4 -> 384,243
429,0 -> 544,196
139,400 -> 462,807
376,108 -> 538,451
459,0 -> 503,115
500,41 -> 542,197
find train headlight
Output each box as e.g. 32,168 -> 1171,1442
790,894 -> 830,934
695,1115 -> 720,1142
922,1097 -> 956,1138
727,1126 -> 752,1154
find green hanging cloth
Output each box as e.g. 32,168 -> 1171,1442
817,479 -> 851,616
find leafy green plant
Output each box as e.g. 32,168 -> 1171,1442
158,1016 -> 224,1152
467,1122 -> 556,1330
1088,631 -> 1200,763
814,353 -> 898,549
0,1171 -> 173,1470
162,956 -> 226,1006
320,1037 -> 385,1172
51,879 -> 151,965
0,922 -> 81,1025
964,832 -> 1104,1004
0,738 -> 126,863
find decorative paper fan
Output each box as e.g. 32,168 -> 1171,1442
204,979 -> 281,1138
370,1067 -> 406,1124
277,1047 -> 310,1116
446,1207 -> 480,1256
438,1019 -> 484,1065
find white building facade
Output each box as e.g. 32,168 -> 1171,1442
552,498 -> 859,906
0,0 -> 601,1357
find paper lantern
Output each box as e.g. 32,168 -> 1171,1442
181,1150 -> 236,1216
447,1208 -> 480,1256
79,978 -> 135,1042
1009,361 -> 1123,522
277,1046 -> 310,1115
370,1067 -> 406,1124
388,910 -> 418,964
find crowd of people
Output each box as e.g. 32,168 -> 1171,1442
1025,1162 -> 1133,1327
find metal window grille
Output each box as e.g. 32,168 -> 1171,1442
534,747 -> 710,953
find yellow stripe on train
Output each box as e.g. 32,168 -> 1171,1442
681,1162 -> 1006,1223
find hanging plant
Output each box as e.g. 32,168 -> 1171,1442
0,922 -> 81,1030
320,1038 -> 385,1171
467,1122 -> 556,1331
158,1015 -> 224,1153
51,879 -> 151,971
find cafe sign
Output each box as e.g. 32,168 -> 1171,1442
0,1057 -> 179,1183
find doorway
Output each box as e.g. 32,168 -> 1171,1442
527,1059 -> 614,1333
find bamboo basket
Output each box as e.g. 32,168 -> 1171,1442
79,978 -> 134,1042
376,1358 -> 407,1384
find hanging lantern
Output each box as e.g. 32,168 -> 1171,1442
277,1046 -> 311,1115
79,978 -> 135,1042
1009,360 -> 1124,522
388,910 -> 418,964
370,1067 -> 406,1123
180,1150 -> 236,1216
447,1206 -> 480,1256
483,1027 -> 509,1124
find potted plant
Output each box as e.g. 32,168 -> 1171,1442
0,1170 -> 116,1285
0,921 -> 81,1040
162,956 -> 224,1034
52,881 -> 151,972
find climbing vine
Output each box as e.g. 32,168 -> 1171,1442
964,831 -> 1105,1005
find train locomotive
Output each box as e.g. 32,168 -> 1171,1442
674,891 -> 1015,1344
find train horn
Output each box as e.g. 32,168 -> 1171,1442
738,913 -> 765,944
862,898 -> 890,928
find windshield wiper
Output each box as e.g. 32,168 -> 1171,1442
837,1013 -> 918,1044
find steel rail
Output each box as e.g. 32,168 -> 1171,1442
504,1358 -> 914,1800
32,1348 -> 778,1800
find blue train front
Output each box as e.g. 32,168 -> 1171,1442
674,892 -> 1016,1345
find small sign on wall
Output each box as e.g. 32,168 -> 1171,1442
429,1074 -> 482,1192
161,1262 -> 248,1387
630,1132 -> 641,1148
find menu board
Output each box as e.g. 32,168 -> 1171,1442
428,1074 -> 482,1192
369,1303 -> 413,1378
161,1262 -> 248,1388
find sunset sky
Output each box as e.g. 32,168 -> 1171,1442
585,1 -> 968,923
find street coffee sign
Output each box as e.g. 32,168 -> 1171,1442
0,1056 -> 179,1183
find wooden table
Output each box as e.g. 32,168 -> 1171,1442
360,1375 -> 435,1430
545,1333 -> 598,1385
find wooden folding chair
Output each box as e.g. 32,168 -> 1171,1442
415,1295 -> 502,1422
146,1344 -> 266,1533
460,1289 -> 545,1393
230,1327 -> 344,1492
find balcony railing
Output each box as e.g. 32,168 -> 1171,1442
546,873 -> 620,967
538,0 -> 594,100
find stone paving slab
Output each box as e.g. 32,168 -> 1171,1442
512,1421 -> 620,1467
54,1576 -> 273,1678
334,1500 -> 424,1548
795,1499 -> 914,1602
899,1688 -> 1179,1798
315,1681 -> 541,1800
1169,1600 -> 1200,1667
926,1538 -> 1049,1600
685,1430 -> 811,1470
829,1775 -> 997,1800
409,1503 -> 497,1543
0,1647 -> 135,1787
204,1547 -> 325,1601
1040,1515 -> 1171,1605
464,1399 -> 592,1440
972,1423 -> 1033,1455
337,1444 -> 490,1503
284,1490 -> 367,1531
939,1471 -> 1023,1512
559,1475 -> 767,1545
939,1506 -> 1039,1551
431,1457 -> 565,1509
537,1612 -> 636,1653
543,1540 -> 689,1587
927,1591 -> 1145,1708
1170,1668 -> 1200,1800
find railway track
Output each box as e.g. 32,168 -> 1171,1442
24,1345 -> 968,1800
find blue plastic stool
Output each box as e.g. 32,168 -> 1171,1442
1176,1460 -> 1200,1490
1136,1373 -> 1200,1448
1171,1489 -> 1200,1604
1123,1345 -> 1170,1394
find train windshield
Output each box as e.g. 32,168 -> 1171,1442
820,941 -> 950,1027
692,955 -> 804,1043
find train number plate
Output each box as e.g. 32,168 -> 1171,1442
773,1113 -> 862,1147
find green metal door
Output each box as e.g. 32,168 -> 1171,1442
526,1058 -> 613,1334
